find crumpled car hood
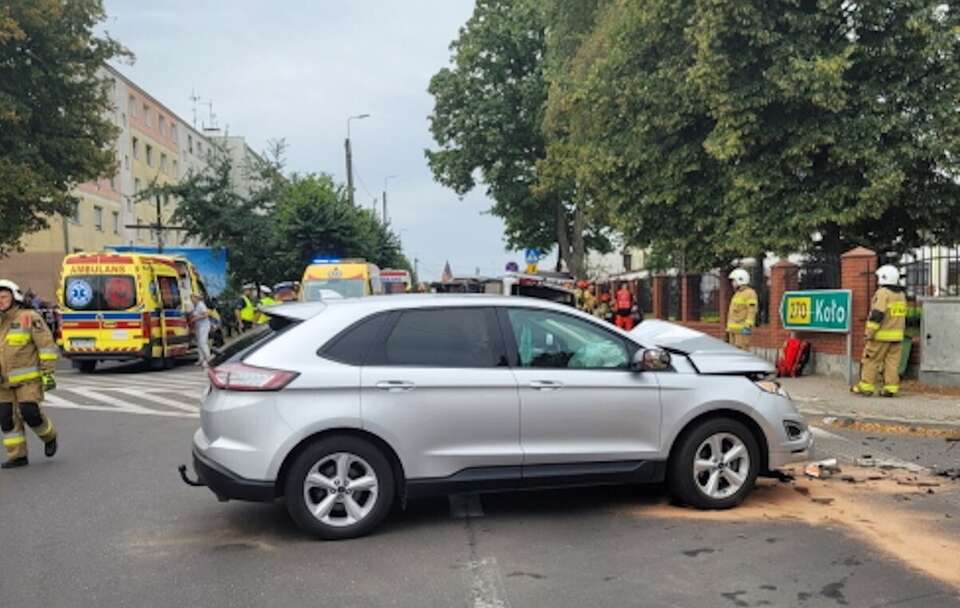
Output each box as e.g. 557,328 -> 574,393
631,319 -> 774,375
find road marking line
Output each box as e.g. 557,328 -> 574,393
449,493 -> 484,518
465,557 -> 511,608
111,388 -> 200,413
44,392 -> 197,418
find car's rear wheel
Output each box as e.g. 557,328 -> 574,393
284,436 -> 395,540
668,418 -> 759,509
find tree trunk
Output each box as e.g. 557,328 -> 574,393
571,202 -> 586,278
555,199 -> 574,276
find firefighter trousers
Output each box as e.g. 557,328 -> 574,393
856,340 -> 903,395
728,332 -> 751,351
0,382 -> 57,461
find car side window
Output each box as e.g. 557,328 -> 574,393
379,308 -> 498,368
505,308 -> 630,370
320,313 -> 389,366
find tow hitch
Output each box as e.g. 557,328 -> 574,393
178,464 -> 206,487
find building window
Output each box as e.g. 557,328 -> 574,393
623,252 -> 633,272
172,160 -> 178,176
171,124 -> 178,142
128,95 -> 136,117
112,211 -> 120,234
94,206 -> 103,231
145,144 -> 153,166
160,153 -> 168,173
143,103 -> 151,126
187,134 -> 193,153
132,137 -> 139,160
69,201 -> 81,224
124,154 -> 130,169
134,178 -> 141,193
110,175 -> 116,191
158,115 -> 166,136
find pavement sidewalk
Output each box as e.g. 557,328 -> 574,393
780,376 -> 960,427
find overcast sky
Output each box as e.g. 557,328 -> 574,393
101,0 -> 527,281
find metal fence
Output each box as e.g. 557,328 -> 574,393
664,276 -> 681,321
699,274 -> 721,322
901,248 -> 960,299
637,278 -> 653,314
796,256 -> 841,290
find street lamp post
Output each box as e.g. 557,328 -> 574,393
345,113 -> 370,206
383,174 -> 398,224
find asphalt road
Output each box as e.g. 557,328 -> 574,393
1,365 -> 958,608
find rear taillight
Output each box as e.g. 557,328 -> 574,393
207,362 -> 298,392
141,312 -> 152,340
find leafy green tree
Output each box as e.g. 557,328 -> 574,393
543,0 -> 960,269
426,0 -> 609,276
0,0 -> 128,254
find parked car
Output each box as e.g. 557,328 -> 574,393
181,295 -> 813,539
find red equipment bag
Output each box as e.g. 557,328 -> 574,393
777,338 -> 811,377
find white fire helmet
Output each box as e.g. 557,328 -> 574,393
728,268 -> 751,288
876,265 -> 900,287
0,279 -> 24,303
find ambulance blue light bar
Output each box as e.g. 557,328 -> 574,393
311,257 -> 342,264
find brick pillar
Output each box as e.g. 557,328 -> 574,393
769,259 -> 799,345
841,246 -> 878,360
680,274 -> 700,322
719,275 -> 733,330
652,275 -> 666,320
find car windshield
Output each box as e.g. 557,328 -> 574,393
303,279 -> 364,300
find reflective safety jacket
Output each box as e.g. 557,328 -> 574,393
238,295 -> 256,322
865,286 -> 907,342
256,296 -> 278,324
0,305 -> 58,387
616,288 -> 633,311
726,286 -> 758,332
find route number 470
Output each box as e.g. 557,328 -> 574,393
786,297 -> 812,325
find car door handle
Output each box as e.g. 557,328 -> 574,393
375,380 -> 415,392
529,380 -> 564,390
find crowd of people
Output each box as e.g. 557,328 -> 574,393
573,280 -> 643,331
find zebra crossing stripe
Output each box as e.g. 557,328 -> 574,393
43,392 -> 197,419
111,388 -> 199,413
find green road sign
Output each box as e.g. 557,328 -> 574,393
780,289 -> 852,333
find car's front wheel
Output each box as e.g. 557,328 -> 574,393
284,436 -> 395,540
668,418 -> 759,509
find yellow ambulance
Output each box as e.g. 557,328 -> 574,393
57,252 -> 194,372
300,258 -> 383,301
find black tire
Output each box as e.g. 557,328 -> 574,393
668,417 -> 760,510
76,360 -> 96,374
284,436 -> 395,540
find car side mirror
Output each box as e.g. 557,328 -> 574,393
632,348 -> 671,372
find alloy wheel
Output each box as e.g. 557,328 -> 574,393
302,452 -> 380,528
692,432 -> 751,500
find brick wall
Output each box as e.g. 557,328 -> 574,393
649,247 -> 913,376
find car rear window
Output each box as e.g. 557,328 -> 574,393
64,275 -> 138,311
210,317 -> 301,366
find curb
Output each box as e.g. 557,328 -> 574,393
799,407 -> 960,430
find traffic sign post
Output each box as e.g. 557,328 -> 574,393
779,289 -> 854,383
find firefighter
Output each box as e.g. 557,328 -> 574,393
852,265 -> 908,397
0,280 -> 58,469
614,283 -> 635,330
726,268 -> 758,350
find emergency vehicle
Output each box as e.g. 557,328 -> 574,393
300,259 -> 383,301
380,269 -> 412,294
56,252 -> 198,372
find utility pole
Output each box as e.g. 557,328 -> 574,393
345,114 -> 370,206
125,194 -> 186,253
383,175 -> 397,224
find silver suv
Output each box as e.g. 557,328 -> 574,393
182,295 -> 812,539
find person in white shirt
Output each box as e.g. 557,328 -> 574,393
189,292 -> 212,367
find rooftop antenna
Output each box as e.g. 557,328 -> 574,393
203,100 -> 219,132
189,89 -> 201,128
